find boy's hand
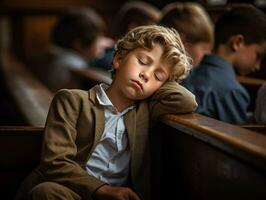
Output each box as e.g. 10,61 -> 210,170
93,184 -> 141,200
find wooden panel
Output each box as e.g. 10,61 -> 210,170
162,113 -> 266,165
151,113 -> 266,199
0,126 -> 43,200
24,16 -> 57,57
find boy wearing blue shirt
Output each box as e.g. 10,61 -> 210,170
183,4 -> 266,124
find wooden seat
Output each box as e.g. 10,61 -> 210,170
151,113 -> 266,199
0,126 -> 43,200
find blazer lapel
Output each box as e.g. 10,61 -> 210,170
88,87 -> 105,151
125,109 -> 136,159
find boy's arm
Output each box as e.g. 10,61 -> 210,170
149,81 -> 197,122
39,89 -> 105,199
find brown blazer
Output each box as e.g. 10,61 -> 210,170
16,81 -> 197,200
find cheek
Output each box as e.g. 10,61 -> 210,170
145,81 -> 164,95
193,51 -> 205,66
235,57 -> 254,75
242,53 -> 257,67
116,63 -> 137,80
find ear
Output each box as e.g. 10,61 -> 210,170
230,34 -> 244,51
112,52 -> 122,69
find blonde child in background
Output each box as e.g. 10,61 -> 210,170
160,2 -> 214,66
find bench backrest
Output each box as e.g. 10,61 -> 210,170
0,126 -> 43,199
2,113 -> 266,199
152,113 -> 266,199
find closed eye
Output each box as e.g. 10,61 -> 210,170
155,73 -> 164,82
138,58 -> 147,65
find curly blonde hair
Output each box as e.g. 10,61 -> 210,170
114,25 -> 192,81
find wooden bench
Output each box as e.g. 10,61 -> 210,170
237,75 -> 265,87
2,113 -> 266,199
0,53 -> 53,127
151,113 -> 266,199
240,124 -> 266,134
0,126 -> 43,200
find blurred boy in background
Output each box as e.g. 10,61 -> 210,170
183,4 -> 266,124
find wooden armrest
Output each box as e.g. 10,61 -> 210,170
153,113 -> 266,199
161,113 -> 266,169
237,75 -> 265,87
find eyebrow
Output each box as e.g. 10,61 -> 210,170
138,50 -> 170,76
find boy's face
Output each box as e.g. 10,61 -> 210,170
75,36 -> 114,61
112,44 -> 171,101
185,42 -> 212,66
234,42 -> 266,75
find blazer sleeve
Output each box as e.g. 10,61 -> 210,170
39,89 -> 105,199
149,81 -> 198,122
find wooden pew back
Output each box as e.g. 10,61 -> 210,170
0,53 -> 53,127
0,126 -> 43,200
152,113 -> 266,199
2,114 -> 266,199
240,124 -> 266,135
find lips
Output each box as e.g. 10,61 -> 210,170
131,80 -> 143,91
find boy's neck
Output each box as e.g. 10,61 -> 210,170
213,45 -> 234,65
106,84 -> 135,112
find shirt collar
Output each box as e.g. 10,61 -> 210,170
95,83 -> 135,114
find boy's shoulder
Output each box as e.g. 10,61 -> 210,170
56,88 -> 89,97
53,88 -> 97,104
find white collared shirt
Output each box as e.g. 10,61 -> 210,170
86,84 -> 134,186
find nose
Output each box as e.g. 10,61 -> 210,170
139,71 -> 149,83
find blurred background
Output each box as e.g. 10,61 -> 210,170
0,0 -> 265,61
